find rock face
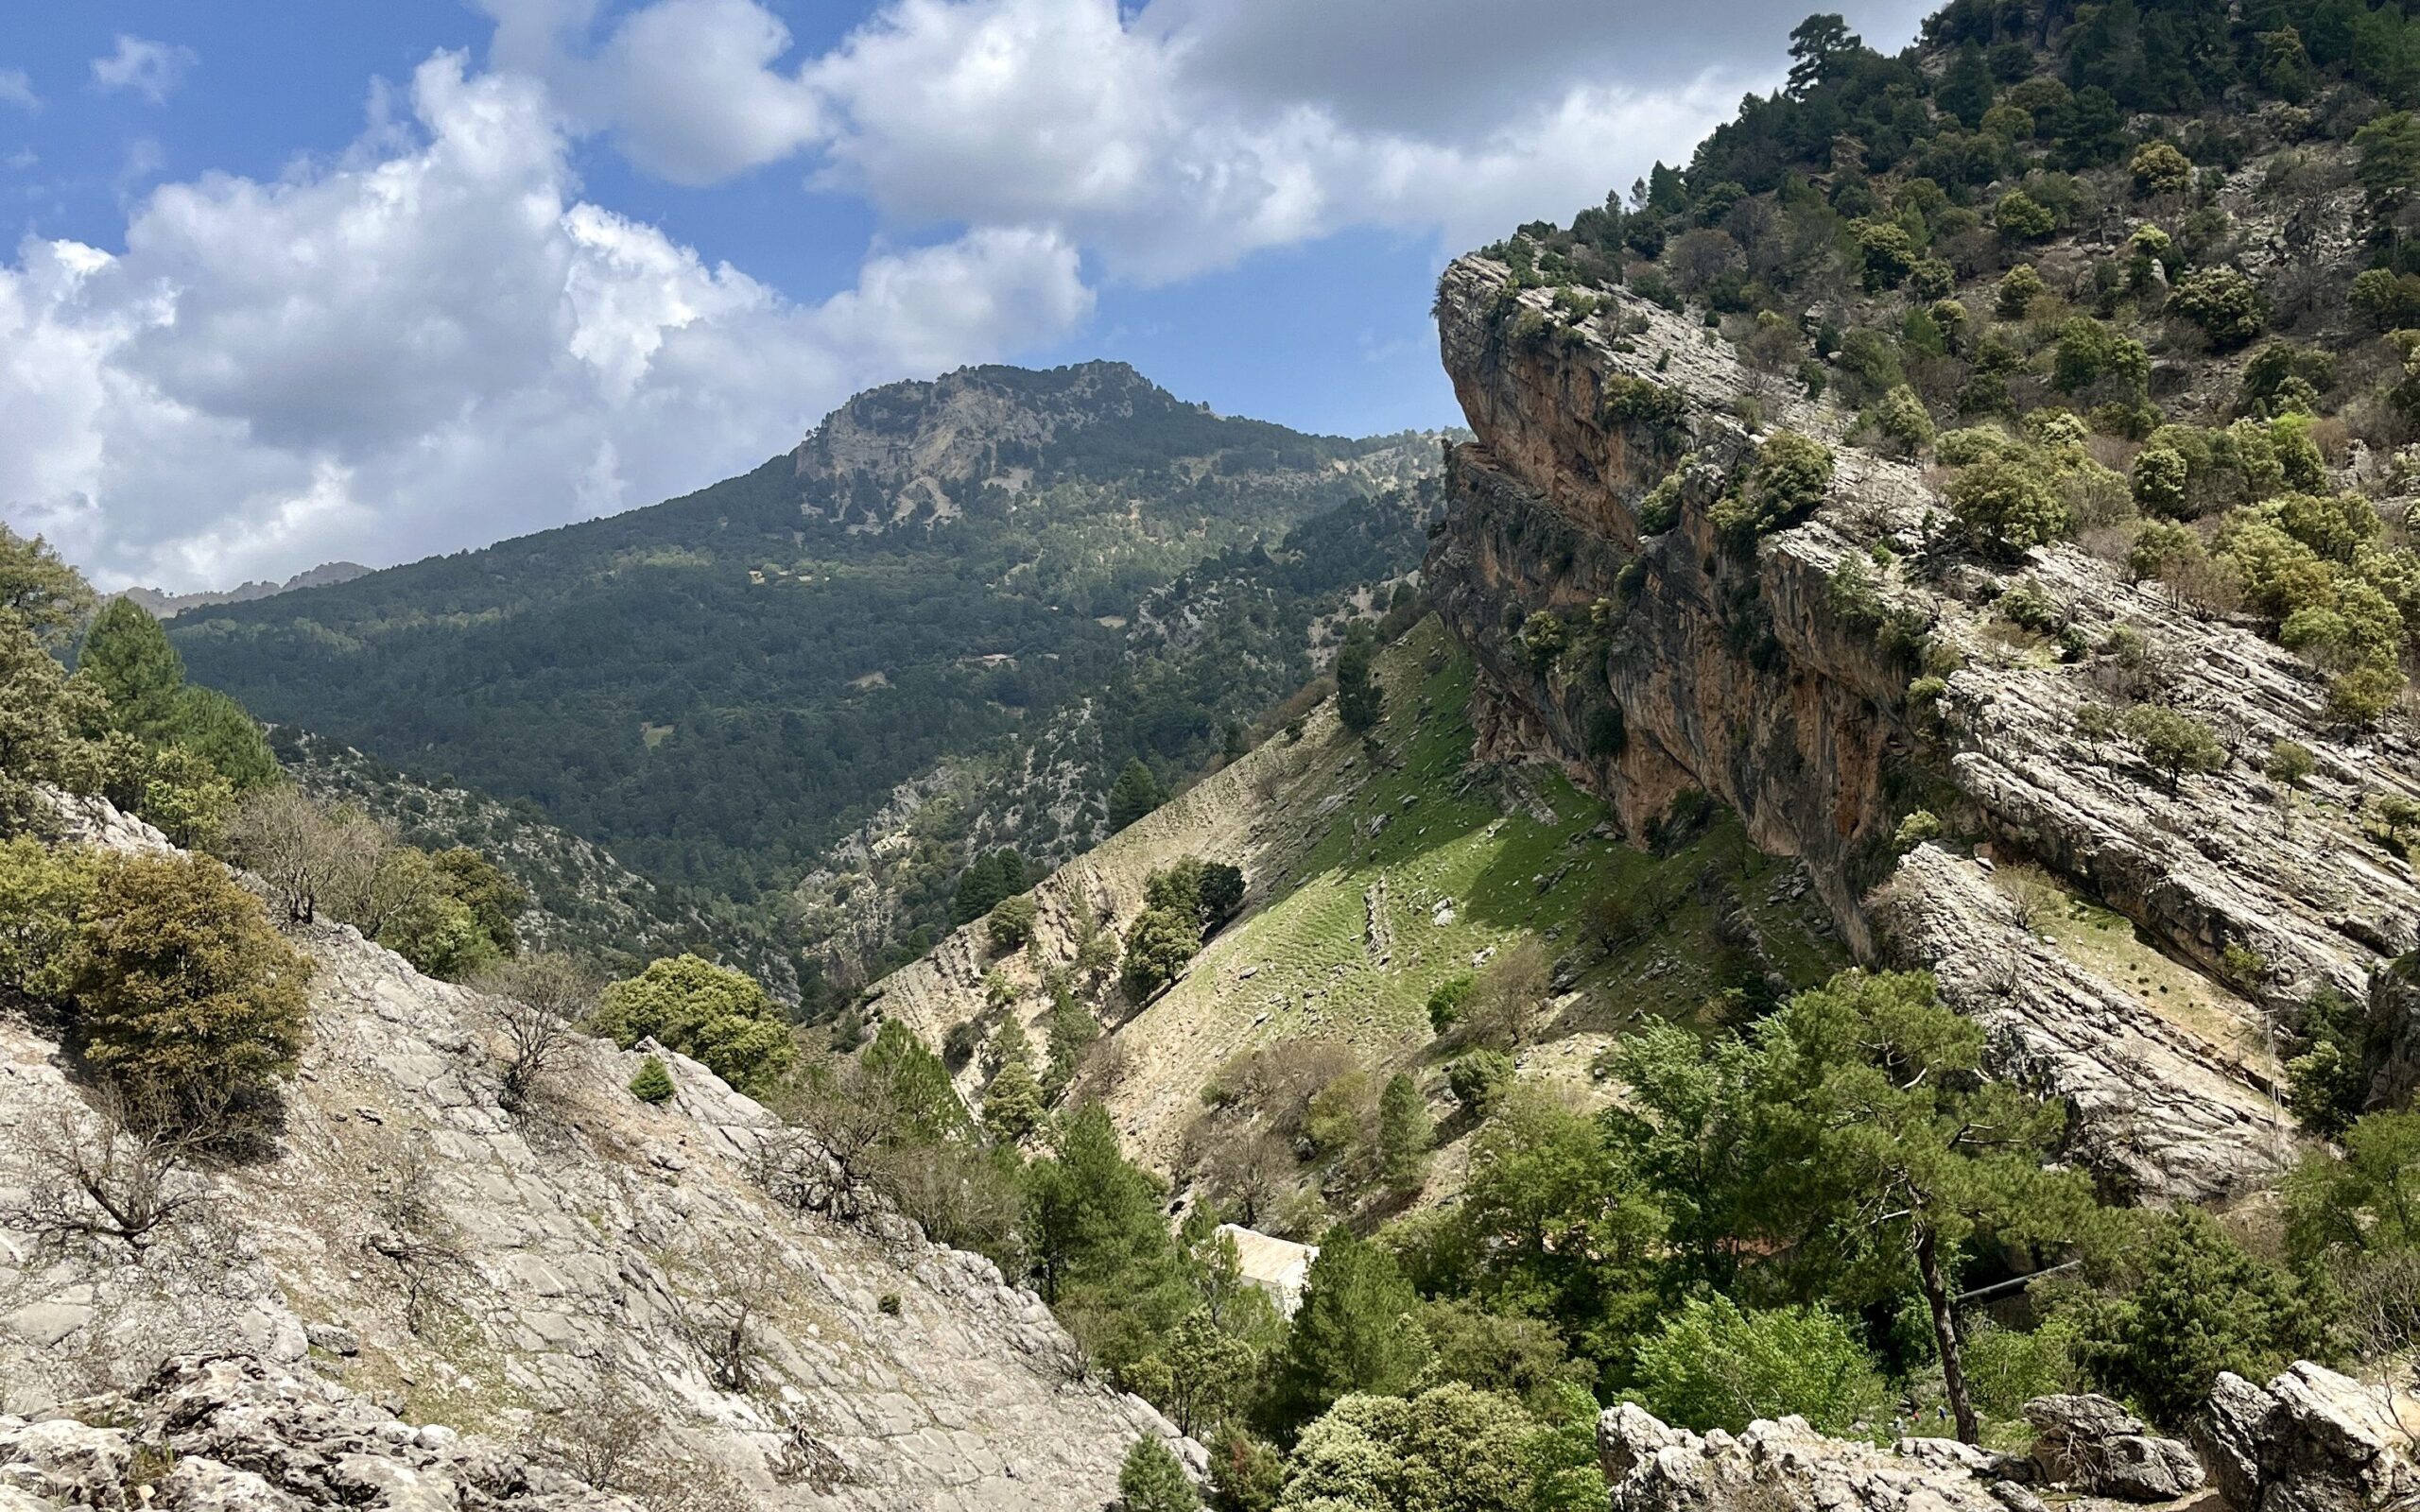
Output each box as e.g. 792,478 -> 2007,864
1595,1402 -> 2036,1512
2195,1362 -> 2420,1512
2022,1393 -> 2203,1502
1425,253 -> 2420,1196
0,1353 -> 637,1511
0,804 -> 1185,1511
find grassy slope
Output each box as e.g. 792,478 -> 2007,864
876,615 -> 1847,1185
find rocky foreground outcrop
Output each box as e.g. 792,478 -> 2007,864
1,1353 -> 637,1512
1,804 -> 1185,1510
1598,1362 -> 2413,1512
1425,255 -> 2420,1198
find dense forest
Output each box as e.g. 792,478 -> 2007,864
165,361 -> 1443,997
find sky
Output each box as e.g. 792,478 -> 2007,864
0,0 -> 1932,590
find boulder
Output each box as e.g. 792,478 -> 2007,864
2023,1392 -> 2204,1501
2194,1361 -> 2420,1512
1597,1402 -> 2018,1512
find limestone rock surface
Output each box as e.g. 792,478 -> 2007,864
2194,1362 -> 2420,1512
0,801 -> 1187,1511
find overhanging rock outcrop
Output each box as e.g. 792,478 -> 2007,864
1425,254 -> 2420,1197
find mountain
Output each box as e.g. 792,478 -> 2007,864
166,361 -> 1449,1000
118,560 -> 370,619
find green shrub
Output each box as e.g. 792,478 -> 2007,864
1631,1296 -> 1888,1435
2167,266 -> 2270,350
1995,190 -> 2057,241
1892,810 -> 1945,853
628,1054 -> 675,1104
596,954 -> 793,1094
1995,265 -> 2048,318
2053,318 -> 2149,399
73,850 -> 314,1125
2130,142 -> 2194,197
1635,472 -> 1685,535
1714,432 -> 1833,541
1120,905 -> 1202,1002
2130,447 -> 2190,518
1874,386 -> 1934,455
1522,610 -> 1568,675
1855,220 -> 1919,289
2119,704 -> 2225,791
1946,457 -> 2072,555
988,894 -> 1039,953
1427,974 -> 1476,1036
1445,1049 -> 1514,1116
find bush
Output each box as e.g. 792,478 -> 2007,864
2130,447 -> 2190,518
2119,704 -> 2225,792
988,894 -> 1038,954
1874,386 -> 1934,455
2167,266 -> 2269,350
2130,141 -> 2194,197
595,954 -> 793,1094
1892,810 -> 1944,853
1522,610 -> 1568,675
72,851 -> 313,1125
629,1054 -> 675,1104
1855,220 -> 1919,289
1631,1296 -> 1888,1435
1715,432 -> 1833,541
1445,1050 -> 1514,1117
1427,974 -> 1476,1035
1120,905 -> 1202,1002
1946,458 -> 2072,555
2053,318 -> 2149,399
0,837 -> 104,1008
1996,265 -> 2047,318
1635,472 -> 1685,535
1995,190 -> 2057,241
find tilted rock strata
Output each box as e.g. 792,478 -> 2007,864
0,803 -> 1185,1511
2196,1362 -> 2420,1512
1426,254 -> 2420,1195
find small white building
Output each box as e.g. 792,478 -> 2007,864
1217,1224 -> 1320,1317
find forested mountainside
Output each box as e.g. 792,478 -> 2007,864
165,361 -> 1445,1001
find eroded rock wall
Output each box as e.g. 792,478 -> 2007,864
1426,255 -> 2420,1195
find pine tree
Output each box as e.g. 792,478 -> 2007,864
1335,625 -> 1382,735
1742,970 -> 2096,1444
1274,1228 -> 1431,1427
1117,1436 -> 1200,1512
1107,759 -> 1163,833
1376,1073 -> 1432,1191
983,1031 -> 1046,1143
628,1054 -> 675,1104
78,598 -> 187,742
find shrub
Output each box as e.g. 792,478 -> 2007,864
2053,318 -> 2149,399
1892,810 -> 1944,853
2167,266 -> 2269,350
629,1054 -> 675,1104
1522,610 -> 1568,675
2326,662 -> 2404,726
1855,220 -> 1919,289
2130,447 -> 2189,518
2119,704 -> 2225,791
1426,973 -> 1476,1035
1946,457 -> 2072,555
1995,265 -> 2047,318
1716,432 -> 1834,541
1632,1296 -> 1888,1435
1995,190 -> 2057,241
2129,141 -> 2193,198
0,837 -> 104,1008
1909,257 -> 1956,302
1376,1074 -> 1432,1191
2127,520 -> 2203,583
595,954 -> 793,1095
1997,577 -> 2066,633
1635,472 -> 1685,534
1874,386 -> 1934,455
1120,905 -> 1202,1002
987,894 -> 1038,954
72,851 -> 313,1125
1445,1050 -> 1514,1117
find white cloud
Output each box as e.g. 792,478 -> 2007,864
482,0 -> 1932,284
0,68 -> 37,112
0,53 -> 1090,590
90,35 -> 199,105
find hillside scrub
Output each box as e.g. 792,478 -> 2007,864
595,954 -> 794,1094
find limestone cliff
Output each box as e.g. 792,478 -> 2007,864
1425,255 -> 2420,1198
0,802 -> 1183,1511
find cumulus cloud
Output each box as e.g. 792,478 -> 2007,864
0,53 -> 1089,589
0,69 -> 37,112
91,35 -> 199,104
487,0 -> 1932,282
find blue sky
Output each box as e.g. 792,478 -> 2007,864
0,0 -> 1930,588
